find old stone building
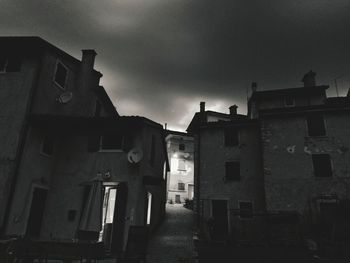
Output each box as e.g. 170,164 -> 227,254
250,72 -> 350,240
188,72 -> 350,243
165,130 -> 194,204
0,37 -> 169,259
187,103 -> 265,241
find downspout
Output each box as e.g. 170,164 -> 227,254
2,53 -> 43,236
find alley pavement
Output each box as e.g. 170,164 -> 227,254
147,204 -> 195,263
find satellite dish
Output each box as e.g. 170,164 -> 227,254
127,148 -> 143,164
57,91 -> 73,104
103,171 -> 111,180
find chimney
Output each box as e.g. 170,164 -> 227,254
251,82 -> 257,93
200,101 -> 205,112
229,105 -> 238,116
302,70 -> 316,87
81,49 -> 97,73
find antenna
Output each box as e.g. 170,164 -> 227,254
334,75 -> 343,97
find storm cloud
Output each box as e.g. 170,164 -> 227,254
1,0 -> 350,130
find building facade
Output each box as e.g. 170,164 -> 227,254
165,130 -> 194,204
0,37 -> 169,258
188,72 -> 350,243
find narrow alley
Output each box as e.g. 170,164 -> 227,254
147,204 -> 194,263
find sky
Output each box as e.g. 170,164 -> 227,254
1,0 -> 350,131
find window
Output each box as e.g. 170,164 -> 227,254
100,133 -> 123,151
150,135 -> 156,166
178,159 -> 186,171
54,61 -> 68,89
0,55 -> 21,72
179,143 -> 185,151
307,113 -> 326,136
41,134 -> 54,156
146,192 -> 152,225
175,195 -> 181,203
239,201 -> 253,219
312,154 -> 332,177
225,161 -> 240,181
224,127 -> 239,146
178,182 -> 185,191
285,96 -> 295,107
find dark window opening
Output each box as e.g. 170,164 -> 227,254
178,183 -> 185,191
285,96 -> 295,107
54,62 -> 68,88
225,161 -> 240,181
179,143 -> 185,151
41,134 -> 54,156
239,201 -> 253,219
101,133 -> 123,150
312,154 -> 332,177
307,114 -> 326,136
150,135 -> 156,166
0,55 -> 21,72
224,127 -> 239,146
94,100 -> 102,117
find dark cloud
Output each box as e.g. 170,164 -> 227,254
1,0 -> 350,130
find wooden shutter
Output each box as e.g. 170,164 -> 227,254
111,182 -> 128,254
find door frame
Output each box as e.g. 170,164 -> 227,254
25,183 -> 49,237
210,198 -> 230,236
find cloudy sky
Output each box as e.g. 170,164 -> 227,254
1,0 -> 350,130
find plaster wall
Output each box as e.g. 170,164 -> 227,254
262,111 -> 350,214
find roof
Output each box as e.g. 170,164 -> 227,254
29,114 -> 163,131
164,129 -> 190,137
186,111 -> 248,134
94,86 -> 119,116
249,85 -> 329,101
0,36 -> 102,77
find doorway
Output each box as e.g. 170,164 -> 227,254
188,184 -> 194,200
101,186 -> 117,251
211,200 -> 229,240
26,187 -> 48,238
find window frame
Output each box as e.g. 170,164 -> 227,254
306,113 -> 327,137
99,133 -> 124,152
225,161 -> 240,181
284,96 -> 295,107
311,154 -> 333,178
177,182 -> 185,191
40,134 -> 54,157
53,60 -> 68,90
224,127 -> 239,147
